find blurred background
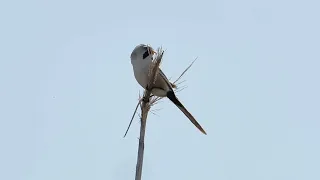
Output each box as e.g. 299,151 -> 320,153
0,0 -> 319,179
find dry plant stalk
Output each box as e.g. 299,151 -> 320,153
123,57 -> 197,138
135,47 -> 164,180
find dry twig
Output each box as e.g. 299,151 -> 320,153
173,57 -> 197,84
135,47 -> 164,180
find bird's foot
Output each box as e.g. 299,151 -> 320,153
142,96 -> 149,103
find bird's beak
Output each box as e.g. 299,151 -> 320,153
151,49 -> 157,55
146,45 -> 157,55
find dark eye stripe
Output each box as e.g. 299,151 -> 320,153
143,51 -> 149,59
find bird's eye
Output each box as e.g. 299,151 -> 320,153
142,51 -> 149,59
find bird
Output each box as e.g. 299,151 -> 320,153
130,44 -> 207,135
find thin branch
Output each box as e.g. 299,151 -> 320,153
175,79 -> 186,86
123,92 -> 144,138
123,99 -> 141,138
173,57 -> 197,84
175,85 -> 188,93
150,110 -> 160,117
135,47 -> 164,180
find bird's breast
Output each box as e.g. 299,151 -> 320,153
133,66 -> 149,89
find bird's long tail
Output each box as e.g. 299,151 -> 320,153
166,91 -> 207,135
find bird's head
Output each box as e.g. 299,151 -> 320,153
130,44 -> 157,67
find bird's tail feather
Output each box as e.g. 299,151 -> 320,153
167,91 -> 207,135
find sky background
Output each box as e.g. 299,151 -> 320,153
0,0 -> 319,179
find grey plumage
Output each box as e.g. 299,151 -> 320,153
130,44 -> 207,135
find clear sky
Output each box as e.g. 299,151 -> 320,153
0,0 -> 319,179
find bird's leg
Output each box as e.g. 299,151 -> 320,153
145,85 -> 151,91
142,96 -> 149,103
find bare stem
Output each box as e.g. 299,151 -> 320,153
135,48 -> 164,180
135,104 -> 148,180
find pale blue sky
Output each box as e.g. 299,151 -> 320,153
0,0 -> 319,179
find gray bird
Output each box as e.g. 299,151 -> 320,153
130,44 -> 207,135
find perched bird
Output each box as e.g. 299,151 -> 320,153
130,44 -> 207,135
